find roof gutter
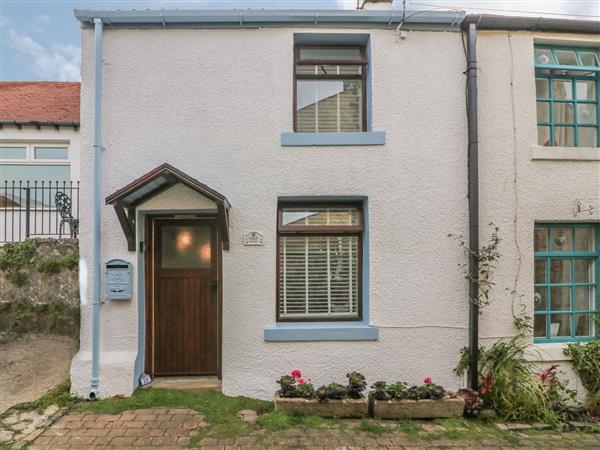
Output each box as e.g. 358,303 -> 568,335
74,9 -> 465,31
464,17 -> 480,391
465,13 -> 600,34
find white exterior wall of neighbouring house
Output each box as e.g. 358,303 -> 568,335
476,30 -> 600,399
72,24 -> 599,400
0,126 -> 80,241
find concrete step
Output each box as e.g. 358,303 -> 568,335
149,376 -> 221,392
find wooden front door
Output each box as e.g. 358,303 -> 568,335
150,218 -> 219,376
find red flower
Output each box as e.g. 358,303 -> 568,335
424,377 -> 432,384
298,378 -> 305,385
291,370 -> 301,379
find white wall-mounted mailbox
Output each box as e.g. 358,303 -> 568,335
105,259 -> 132,300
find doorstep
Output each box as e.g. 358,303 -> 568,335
148,376 -> 221,392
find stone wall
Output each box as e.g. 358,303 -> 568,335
0,239 -> 79,337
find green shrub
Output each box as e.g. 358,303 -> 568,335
36,258 -> 62,274
564,339 -> 600,415
0,240 -> 37,272
7,271 -> 28,287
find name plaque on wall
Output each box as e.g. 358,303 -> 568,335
243,231 -> 264,246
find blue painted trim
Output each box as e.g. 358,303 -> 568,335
264,323 -> 379,341
281,131 -> 385,146
75,9 -> 465,30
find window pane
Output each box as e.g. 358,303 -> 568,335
296,80 -> 362,132
553,79 -> 573,99
537,126 -> 551,146
535,48 -> 554,65
575,227 -> 595,252
554,126 -> 575,146
578,127 -> 597,147
535,260 -> 546,283
536,102 -> 550,122
555,50 -> 578,66
575,314 -> 592,336
160,225 -> 211,269
299,47 -> 362,61
534,228 -> 548,251
575,286 -> 594,310
550,286 -> 570,310
0,147 -> 27,159
576,80 -> 596,100
282,207 -> 359,227
535,286 -> 547,311
577,104 -> 596,124
553,102 -> 574,124
550,228 -> 573,251
34,147 -> 68,160
296,64 -> 363,76
550,314 -> 571,336
550,259 -> 571,283
575,260 -> 595,283
579,52 -> 599,67
535,78 -> 549,98
0,164 -> 70,184
279,235 -> 359,319
534,315 -> 547,337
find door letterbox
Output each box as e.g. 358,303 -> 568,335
105,259 -> 132,300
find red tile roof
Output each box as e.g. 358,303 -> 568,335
0,82 -> 80,124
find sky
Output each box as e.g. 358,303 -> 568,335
0,0 -> 599,82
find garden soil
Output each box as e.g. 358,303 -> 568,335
0,334 -> 77,413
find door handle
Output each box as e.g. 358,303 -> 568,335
207,281 -> 218,300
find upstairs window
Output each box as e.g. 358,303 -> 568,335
534,45 -> 600,147
294,46 -> 367,133
277,204 -> 363,321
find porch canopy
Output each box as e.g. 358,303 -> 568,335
105,163 -> 230,251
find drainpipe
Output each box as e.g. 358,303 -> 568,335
465,19 -> 480,391
90,17 -> 103,400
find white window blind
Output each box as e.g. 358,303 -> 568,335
279,235 -> 359,319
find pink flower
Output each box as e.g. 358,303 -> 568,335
424,377 -> 432,384
291,370 -> 301,379
298,378 -> 305,385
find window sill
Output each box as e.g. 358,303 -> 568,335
281,132 -> 386,147
264,322 -> 379,342
531,145 -> 600,161
524,342 -> 580,362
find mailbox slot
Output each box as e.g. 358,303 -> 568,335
105,259 -> 132,300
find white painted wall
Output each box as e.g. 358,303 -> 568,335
72,25 -> 599,401
477,30 -> 600,399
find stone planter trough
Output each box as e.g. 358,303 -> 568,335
274,395 -> 368,418
371,397 -> 465,419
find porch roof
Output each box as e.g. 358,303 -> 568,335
106,163 -> 230,251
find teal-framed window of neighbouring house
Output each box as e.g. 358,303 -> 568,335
534,224 -> 599,343
534,45 -> 600,148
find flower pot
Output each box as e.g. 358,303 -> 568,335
371,397 -> 465,419
274,395 -> 368,418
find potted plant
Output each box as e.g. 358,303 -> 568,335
274,370 -> 369,418
370,377 -> 465,419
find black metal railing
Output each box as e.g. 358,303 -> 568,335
1,181 -> 80,243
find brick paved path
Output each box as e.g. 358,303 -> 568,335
31,407 -> 207,449
30,407 -> 600,449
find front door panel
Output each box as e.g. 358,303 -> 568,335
153,219 -> 218,375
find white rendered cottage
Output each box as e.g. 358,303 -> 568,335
70,6 -> 600,400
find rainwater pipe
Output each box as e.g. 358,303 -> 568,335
464,19 -> 480,391
90,17 -> 103,400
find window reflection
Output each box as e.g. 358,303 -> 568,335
161,225 -> 211,269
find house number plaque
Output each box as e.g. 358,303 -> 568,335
243,231 -> 264,246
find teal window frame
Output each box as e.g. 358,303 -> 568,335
534,45 -> 600,148
534,223 -> 599,343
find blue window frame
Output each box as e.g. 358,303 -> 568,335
534,45 -> 600,148
534,224 -> 599,343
